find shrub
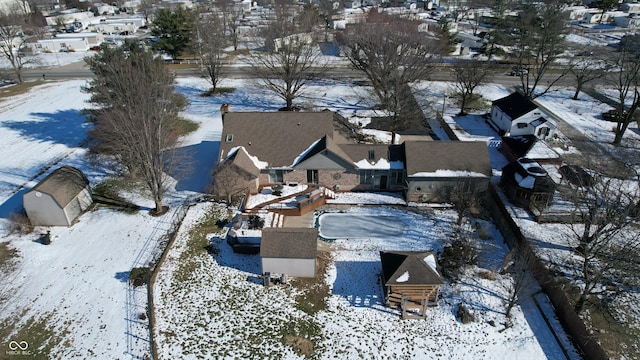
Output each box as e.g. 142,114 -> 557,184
129,267 -> 150,287
247,215 -> 265,230
8,211 -> 34,234
478,269 -> 496,280
439,233 -> 477,278
215,218 -> 229,229
272,184 -> 284,196
457,303 -> 475,324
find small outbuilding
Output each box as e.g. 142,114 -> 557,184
380,251 -> 444,319
23,165 -> 93,226
260,227 -> 318,279
500,158 -> 556,211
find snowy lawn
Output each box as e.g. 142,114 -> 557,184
1,71 -> 636,359
154,203 -> 580,359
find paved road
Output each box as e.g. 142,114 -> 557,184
24,58 -> 558,88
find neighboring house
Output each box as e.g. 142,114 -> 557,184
582,10 -> 626,24
214,111 -> 491,203
454,32 -> 485,50
499,135 -> 562,165
403,141 -> 491,203
621,2 -> 640,15
90,17 -> 145,35
500,158 -> 556,211
25,32 -> 104,53
45,10 -> 95,27
272,33 -> 313,52
380,251 -> 444,319
490,92 -> 557,140
615,14 -> 640,28
260,227 -> 318,278
563,5 -> 591,21
23,165 -> 93,226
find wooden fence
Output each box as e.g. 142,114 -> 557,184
486,183 -> 609,360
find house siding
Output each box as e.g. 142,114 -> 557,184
261,257 -> 316,278
215,165 -> 258,197
64,188 -> 93,225
24,192 -> 69,226
406,177 -> 489,203
262,169 -> 361,192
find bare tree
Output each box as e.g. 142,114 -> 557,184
558,173 -> 640,313
438,180 -> 486,226
83,40 -> 191,214
212,162 -> 251,204
249,7 -> 326,110
484,0 -> 513,59
317,0 -> 341,41
339,11 -> 445,143
0,7 -> 38,83
296,2 -> 322,35
194,13 -> 226,94
569,47 -> 609,100
608,34 -> 640,146
451,60 -> 492,115
217,0 -> 244,51
499,245 -> 533,319
511,1 -> 569,99
138,0 -> 158,23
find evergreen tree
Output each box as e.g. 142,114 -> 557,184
83,41 -> 190,214
151,8 -> 196,59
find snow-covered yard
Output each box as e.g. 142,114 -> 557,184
154,202 -> 579,359
0,67 -> 637,358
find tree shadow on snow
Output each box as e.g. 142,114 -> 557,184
451,114 -> 498,137
114,271 -> 130,283
1,109 -> 90,148
0,188 -> 26,219
332,260 -> 385,309
455,279 -> 505,316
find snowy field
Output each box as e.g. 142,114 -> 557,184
0,62 -> 636,358
154,202 -> 579,359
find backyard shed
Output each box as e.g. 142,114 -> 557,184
23,165 -> 93,226
260,227 -> 318,278
380,251 -> 444,319
500,158 -> 556,211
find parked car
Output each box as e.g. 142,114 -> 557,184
89,45 -> 102,51
510,68 -> 529,76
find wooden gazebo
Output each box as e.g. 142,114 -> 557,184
379,251 -> 444,319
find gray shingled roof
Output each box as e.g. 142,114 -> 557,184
219,112 -> 336,168
225,147 -> 260,178
29,165 -> 90,208
339,144 -> 393,166
260,228 -> 318,259
404,141 -> 491,177
380,251 -> 444,285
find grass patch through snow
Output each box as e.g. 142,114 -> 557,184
0,80 -> 45,99
0,312 -> 68,359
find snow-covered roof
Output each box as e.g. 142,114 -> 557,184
227,146 -> 268,170
354,158 -> 404,170
409,169 -> 489,178
291,138 -> 321,167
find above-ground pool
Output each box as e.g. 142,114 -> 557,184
318,213 -> 406,239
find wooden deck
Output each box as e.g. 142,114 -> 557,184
385,286 -> 440,319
